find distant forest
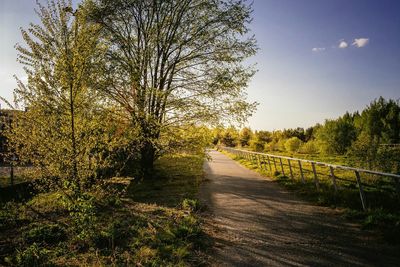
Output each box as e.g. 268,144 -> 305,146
213,97 -> 400,173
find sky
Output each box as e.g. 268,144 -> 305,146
1,0 -> 399,130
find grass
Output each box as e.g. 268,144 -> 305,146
128,154 -> 205,207
0,153 -> 209,266
221,149 -> 400,244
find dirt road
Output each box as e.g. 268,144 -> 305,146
199,150 -> 399,267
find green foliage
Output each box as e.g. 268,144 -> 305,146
0,201 -> 22,230
23,224 -> 67,245
181,198 -> 201,212
347,97 -> 400,172
315,112 -> 357,155
1,153 -> 207,266
63,192 -> 97,239
282,127 -> 306,142
264,140 -> 278,151
362,209 -> 400,244
220,127 -> 239,147
88,0 -> 258,169
7,0 -> 120,193
284,137 -> 303,153
15,243 -> 51,267
239,127 -> 253,147
161,125 -> 213,156
299,140 -> 319,154
356,97 -> 400,144
128,153 -> 204,207
249,130 -> 271,151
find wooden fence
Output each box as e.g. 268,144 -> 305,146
219,146 -> 400,211
0,165 -> 32,188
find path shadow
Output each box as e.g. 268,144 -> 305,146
199,151 -> 400,267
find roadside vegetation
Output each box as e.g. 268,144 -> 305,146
215,98 -> 400,244
214,97 -> 400,174
0,153 -> 209,266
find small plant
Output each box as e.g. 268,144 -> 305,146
15,243 -> 51,267
0,202 -> 20,230
181,198 -> 201,212
23,223 -> 67,245
62,192 -> 97,240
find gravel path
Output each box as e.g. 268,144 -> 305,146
199,150 -> 399,267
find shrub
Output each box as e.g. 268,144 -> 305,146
15,243 -> 51,267
299,140 -> 319,154
181,199 -> 201,212
23,224 -> 67,245
284,137 -> 303,152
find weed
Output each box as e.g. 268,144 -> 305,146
15,243 -> 52,267
23,223 -> 67,245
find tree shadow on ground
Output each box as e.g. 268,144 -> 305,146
199,151 -> 400,267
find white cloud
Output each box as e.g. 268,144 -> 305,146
338,40 -> 348,49
352,38 -> 369,48
312,47 -> 325,52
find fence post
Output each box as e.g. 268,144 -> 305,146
354,171 -> 367,211
272,157 -> 277,171
311,162 -> 320,190
288,159 -> 294,179
279,158 -> 285,176
329,166 -> 338,192
298,160 -> 305,184
266,156 -> 272,171
10,164 -> 14,186
256,154 -> 261,167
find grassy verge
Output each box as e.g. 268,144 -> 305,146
221,149 -> 400,245
0,153 -> 208,266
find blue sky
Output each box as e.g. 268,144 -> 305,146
1,0 -> 399,130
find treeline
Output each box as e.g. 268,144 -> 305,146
213,97 -> 400,173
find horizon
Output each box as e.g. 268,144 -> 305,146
1,0 -> 399,131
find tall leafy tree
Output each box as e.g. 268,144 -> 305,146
8,0 -> 112,198
239,127 -> 253,147
88,0 -> 257,171
355,97 -> 400,144
316,112 -> 357,155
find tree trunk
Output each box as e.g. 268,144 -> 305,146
140,141 -> 156,176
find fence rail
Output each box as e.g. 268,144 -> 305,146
0,165 -> 33,188
219,146 -> 400,211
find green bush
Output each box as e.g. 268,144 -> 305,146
181,198 -> 201,212
15,243 -> 51,267
284,137 -> 303,152
0,202 -> 21,230
299,140 -> 319,154
23,223 -> 67,245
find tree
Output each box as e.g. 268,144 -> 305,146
355,97 -> 400,144
6,1 -> 118,234
348,97 -> 400,171
282,127 -> 305,141
220,127 -> 239,147
249,130 -> 271,151
284,137 -> 302,153
316,113 -> 357,154
239,127 -> 253,147
88,0 -> 257,172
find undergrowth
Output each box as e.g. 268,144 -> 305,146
0,153 -> 208,266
